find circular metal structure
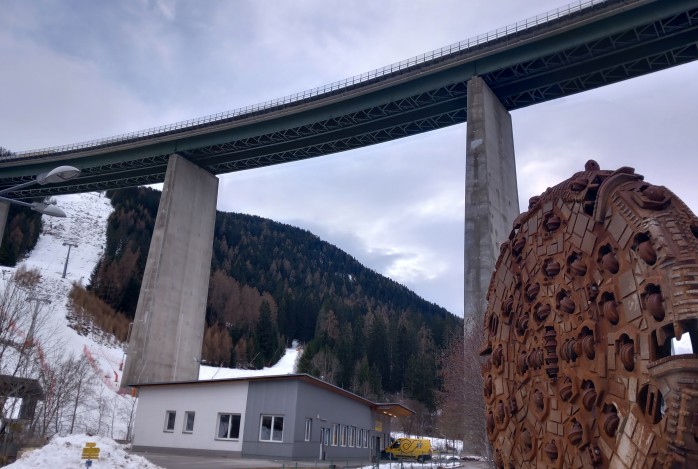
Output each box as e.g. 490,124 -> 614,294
481,161 -> 698,468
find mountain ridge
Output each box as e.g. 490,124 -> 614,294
90,187 -> 461,409
1,188 -> 462,410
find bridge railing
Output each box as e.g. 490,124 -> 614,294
13,0 -> 611,158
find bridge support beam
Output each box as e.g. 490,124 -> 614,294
464,76 -> 519,323
122,154 -> 219,386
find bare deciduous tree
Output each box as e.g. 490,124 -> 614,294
116,394 -> 137,441
436,329 -> 466,444
0,269 -> 62,458
436,317 -> 490,458
1,265 -> 140,450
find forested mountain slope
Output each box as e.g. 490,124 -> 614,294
86,186 -> 461,409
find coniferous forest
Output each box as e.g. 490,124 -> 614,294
45,187 -> 461,410
0,203 -> 43,266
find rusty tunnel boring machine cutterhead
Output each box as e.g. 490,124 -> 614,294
480,161 -> 698,468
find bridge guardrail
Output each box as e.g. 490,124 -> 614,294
12,0 -> 611,159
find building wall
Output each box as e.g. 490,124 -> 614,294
241,379 -> 299,458
291,381 -> 374,460
132,377 -> 399,462
132,381 -> 248,454
372,411 -> 392,458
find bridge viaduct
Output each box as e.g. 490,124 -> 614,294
1,0 -> 697,385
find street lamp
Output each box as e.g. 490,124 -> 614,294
0,197 -> 67,217
0,166 -> 81,217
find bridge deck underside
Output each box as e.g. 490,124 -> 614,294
1,2 -> 697,198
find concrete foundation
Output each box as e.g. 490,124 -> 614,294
122,154 -> 219,386
464,76 -> 519,322
0,200 -> 9,249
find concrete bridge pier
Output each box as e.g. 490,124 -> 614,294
464,76 -> 520,324
122,154 -> 219,386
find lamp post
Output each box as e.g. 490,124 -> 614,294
0,165 -> 81,196
62,242 -> 79,279
0,197 -> 68,217
0,166 -> 81,246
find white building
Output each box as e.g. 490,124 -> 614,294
132,373 -> 412,461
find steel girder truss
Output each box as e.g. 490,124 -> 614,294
490,8 -> 698,108
1,6 -> 697,199
2,155 -> 171,198
1,84 -> 470,198
187,83 -> 469,173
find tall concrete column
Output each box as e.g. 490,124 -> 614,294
122,154 -> 219,386
464,76 -> 519,322
0,200 -> 9,249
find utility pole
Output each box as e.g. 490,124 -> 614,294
62,242 -> 79,279
26,296 -> 51,346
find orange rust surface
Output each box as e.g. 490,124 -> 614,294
481,161 -> 698,468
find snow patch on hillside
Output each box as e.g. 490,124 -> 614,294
6,192 -> 300,387
2,191 -> 303,467
2,192 -> 299,436
199,341 -> 301,380
2,192 -> 127,395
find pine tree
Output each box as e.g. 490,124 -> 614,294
255,301 -> 278,366
366,317 -> 390,390
407,325 -> 437,409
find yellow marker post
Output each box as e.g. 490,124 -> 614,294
81,442 -> 100,467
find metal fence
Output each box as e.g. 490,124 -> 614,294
15,0 -> 614,158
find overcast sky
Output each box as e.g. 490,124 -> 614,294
2,0 -> 697,317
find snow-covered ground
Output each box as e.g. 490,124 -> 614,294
2,191 -> 300,393
1,193 -> 125,391
8,434 -> 160,469
199,342 -> 300,380
3,192 -> 300,468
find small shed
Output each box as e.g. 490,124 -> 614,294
131,373 -> 413,461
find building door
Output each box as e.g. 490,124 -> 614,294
320,427 -> 329,460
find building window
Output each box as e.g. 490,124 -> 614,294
364,430 -> 369,448
340,425 -> 347,447
260,415 -> 284,442
164,411 -> 176,432
217,413 -> 241,440
332,424 -> 339,446
183,411 -> 195,433
358,429 -> 363,447
323,427 -> 330,446
304,418 -> 312,441
349,426 -> 356,447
